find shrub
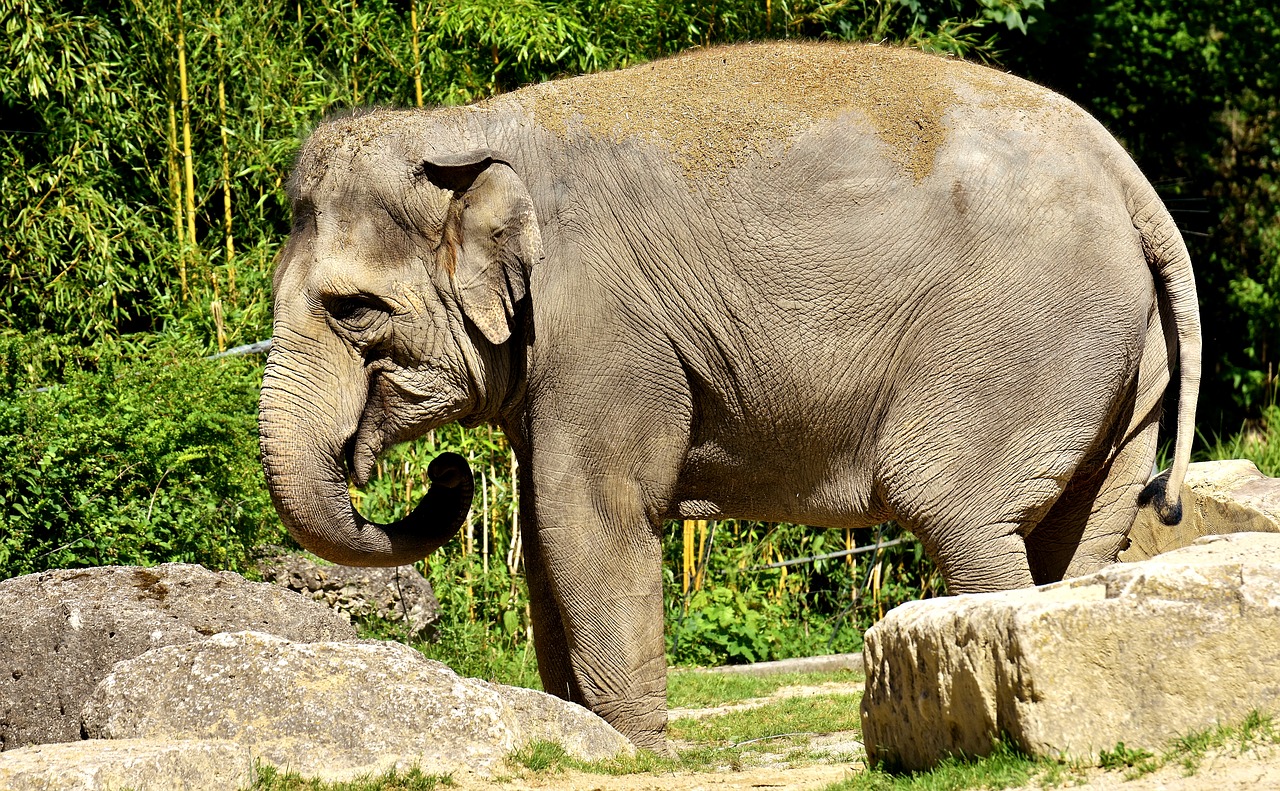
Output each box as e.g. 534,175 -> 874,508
0,333 -> 283,579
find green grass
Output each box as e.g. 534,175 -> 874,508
833,711 -> 1280,791
667,669 -> 863,708
1203,404 -> 1280,476
249,764 -> 452,790
506,740 -> 571,772
1097,742 -> 1158,779
668,693 -> 862,746
830,740 -> 1055,791
1163,709 -> 1278,777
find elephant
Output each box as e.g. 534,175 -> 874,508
258,41 -> 1200,750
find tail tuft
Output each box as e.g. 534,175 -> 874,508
1138,472 -> 1183,525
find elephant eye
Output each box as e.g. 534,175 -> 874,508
325,293 -> 389,334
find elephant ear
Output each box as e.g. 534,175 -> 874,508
428,153 -> 542,346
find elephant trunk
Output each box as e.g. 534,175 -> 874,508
258,349 -> 473,568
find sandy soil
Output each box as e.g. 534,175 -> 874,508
450,681 -> 867,790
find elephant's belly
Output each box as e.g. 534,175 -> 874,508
670,442 -> 886,529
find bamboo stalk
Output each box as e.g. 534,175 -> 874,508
464,453 -> 474,556
465,453 -> 474,619
217,17 -> 235,299
694,519 -> 709,591
403,459 -> 412,509
210,298 -> 227,352
505,449 -> 520,575
167,101 -> 187,299
682,520 -> 694,595
177,0 -> 197,292
351,0 -> 360,104
482,463 -> 491,576
410,0 -> 424,108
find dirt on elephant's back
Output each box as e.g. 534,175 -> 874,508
514,41 -> 985,182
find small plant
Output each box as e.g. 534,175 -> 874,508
506,740 -> 569,773
1097,741 -> 1158,779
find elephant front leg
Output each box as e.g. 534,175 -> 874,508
530,463 -> 671,751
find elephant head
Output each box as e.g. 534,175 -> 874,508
258,112 -> 542,566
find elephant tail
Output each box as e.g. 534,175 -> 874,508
1129,176 -> 1202,526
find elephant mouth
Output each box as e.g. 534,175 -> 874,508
344,424 -> 390,490
342,433 -> 362,486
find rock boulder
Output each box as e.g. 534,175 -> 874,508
0,564 -> 356,750
860,533 -> 1280,770
0,739 -> 255,791
257,552 -> 441,640
81,631 -> 632,780
1122,460 -> 1280,561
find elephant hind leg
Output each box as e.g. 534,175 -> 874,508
924,523 -> 1037,594
1025,412 -> 1159,584
1026,301 -> 1169,584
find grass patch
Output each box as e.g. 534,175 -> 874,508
1204,404 -> 1280,476
507,740 -> 570,772
669,692 -> 862,746
836,711 -> 1280,791
831,741 -> 1050,790
249,764 -> 452,790
1166,709 -> 1278,776
1097,742 -> 1158,779
667,668 -> 863,709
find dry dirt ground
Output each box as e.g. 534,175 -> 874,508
450,680 -> 867,790
448,681 -> 1279,791
1012,743 -> 1280,791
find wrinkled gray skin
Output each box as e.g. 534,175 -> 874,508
259,42 -> 1200,749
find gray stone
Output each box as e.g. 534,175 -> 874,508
81,631 -> 633,779
680,653 -> 864,678
0,739 -> 256,791
257,552 -> 441,640
0,563 -> 357,750
1123,459 -> 1280,562
860,533 -> 1280,770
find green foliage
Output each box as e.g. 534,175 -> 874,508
665,520 -> 942,667
672,586 -> 789,664
1205,404 -> 1280,477
1167,710 -> 1277,776
0,332 -> 282,579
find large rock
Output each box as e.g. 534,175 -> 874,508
0,739 -> 255,791
1122,459 -> 1280,561
257,552 -> 441,640
0,564 -> 356,750
860,533 -> 1280,770
81,631 -> 632,780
